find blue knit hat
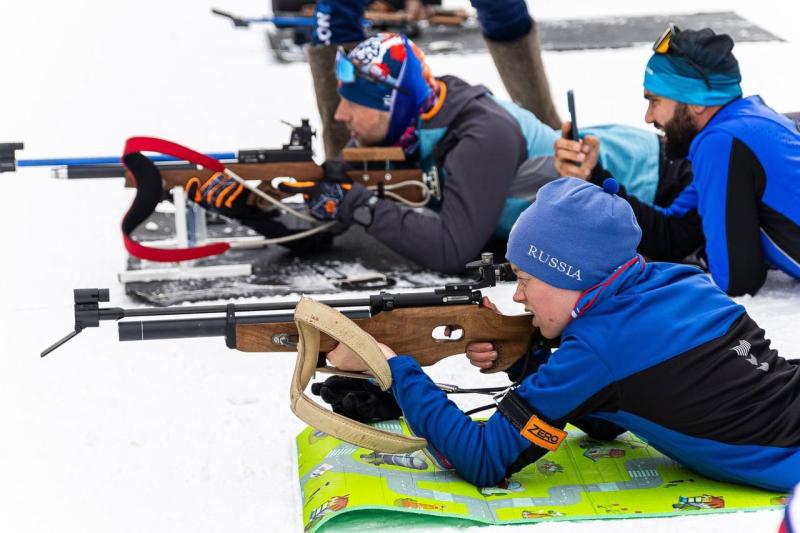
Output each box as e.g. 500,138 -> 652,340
337,33 -> 435,144
506,178 -> 642,291
644,27 -> 742,106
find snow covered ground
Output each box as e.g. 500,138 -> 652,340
0,0 -> 797,531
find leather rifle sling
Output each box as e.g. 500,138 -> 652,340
291,297 -> 428,453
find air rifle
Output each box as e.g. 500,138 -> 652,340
211,7 -> 469,30
41,253 -> 554,372
7,120 -> 440,263
5,120 -> 436,205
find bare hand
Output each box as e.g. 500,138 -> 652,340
466,341 -> 497,370
479,295 -> 499,313
327,341 -> 396,372
464,297 -> 500,370
554,121 -> 599,180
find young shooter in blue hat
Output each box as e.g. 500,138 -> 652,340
327,177 -> 800,492
555,26 -> 800,297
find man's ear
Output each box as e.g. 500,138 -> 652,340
691,104 -> 723,128
688,104 -> 707,116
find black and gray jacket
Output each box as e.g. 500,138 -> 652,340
338,75 -> 530,273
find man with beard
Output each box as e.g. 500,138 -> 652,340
554,26 -> 800,296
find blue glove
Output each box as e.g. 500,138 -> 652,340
278,160 -> 353,220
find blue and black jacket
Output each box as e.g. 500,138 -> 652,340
388,258 -> 800,492
594,96 -> 800,296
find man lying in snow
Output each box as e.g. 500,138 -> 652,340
555,25 -> 800,297
325,177 -> 800,492
188,32 -> 688,274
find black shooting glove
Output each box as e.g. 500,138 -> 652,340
278,160 -> 353,220
311,375 -> 401,423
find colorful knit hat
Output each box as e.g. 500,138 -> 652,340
337,33 -> 437,144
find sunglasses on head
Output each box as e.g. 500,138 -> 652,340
652,24 -> 712,90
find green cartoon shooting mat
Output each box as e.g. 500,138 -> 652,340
296,421 -> 787,532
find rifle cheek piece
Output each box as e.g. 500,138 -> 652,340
291,297 -> 427,453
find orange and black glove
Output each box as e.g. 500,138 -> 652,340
278,160 -> 352,221
184,172 -> 247,216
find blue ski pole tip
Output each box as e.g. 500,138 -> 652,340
602,178 -> 619,195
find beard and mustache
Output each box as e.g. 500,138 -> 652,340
658,103 -> 701,160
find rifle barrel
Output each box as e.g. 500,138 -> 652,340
20,153 -> 236,168
118,309 -> 371,341
53,162 -> 217,180
116,297 -> 371,319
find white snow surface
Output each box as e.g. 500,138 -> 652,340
1,0 -> 798,531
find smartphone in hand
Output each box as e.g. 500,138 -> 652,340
567,90 -> 579,141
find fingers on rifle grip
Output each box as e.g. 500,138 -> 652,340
204,173 -> 228,201
184,177 -> 203,202
223,183 -> 245,208
215,181 -> 241,208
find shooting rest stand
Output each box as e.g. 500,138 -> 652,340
117,145 -> 433,284
118,186 -> 261,283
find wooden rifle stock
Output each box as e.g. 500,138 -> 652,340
123,145 -> 429,203
235,305 -> 537,373
362,8 -> 468,26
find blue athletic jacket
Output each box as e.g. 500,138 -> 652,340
664,96 -> 800,294
389,258 -> 800,491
